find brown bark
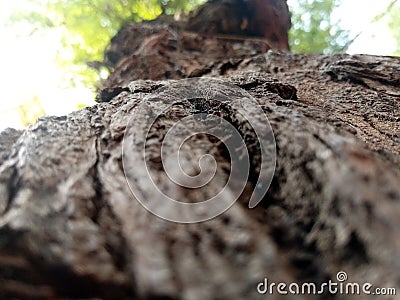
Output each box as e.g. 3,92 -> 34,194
185,0 -> 291,50
0,15 -> 400,300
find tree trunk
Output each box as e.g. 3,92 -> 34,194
0,17 -> 399,300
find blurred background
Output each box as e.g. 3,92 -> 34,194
0,0 -> 399,131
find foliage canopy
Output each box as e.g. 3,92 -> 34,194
288,0 -> 349,54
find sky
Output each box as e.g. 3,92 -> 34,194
0,0 -> 397,131
334,0 -> 397,55
0,0 -> 95,130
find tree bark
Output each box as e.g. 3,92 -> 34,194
0,18 -> 399,300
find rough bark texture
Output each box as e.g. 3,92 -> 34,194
185,0 -> 291,50
1,11 -> 400,300
104,0 -> 291,71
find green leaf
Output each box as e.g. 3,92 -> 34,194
288,0 -> 350,54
